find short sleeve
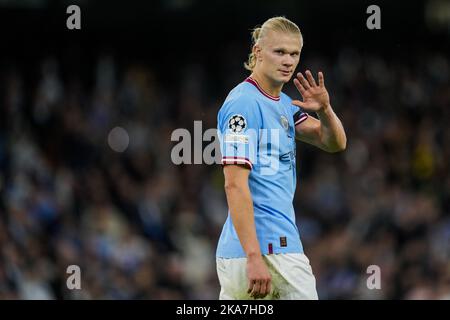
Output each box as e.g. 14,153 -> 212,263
290,104 -> 308,126
217,95 -> 261,170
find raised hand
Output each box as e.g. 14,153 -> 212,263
292,70 -> 330,112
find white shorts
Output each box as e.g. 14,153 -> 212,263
216,253 -> 318,300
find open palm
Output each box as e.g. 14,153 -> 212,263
292,70 -> 330,112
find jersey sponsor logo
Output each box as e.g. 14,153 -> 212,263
228,114 -> 247,133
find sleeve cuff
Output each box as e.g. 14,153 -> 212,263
221,157 -> 253,170
294,113 -> 308,126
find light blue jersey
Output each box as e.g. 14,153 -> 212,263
216,77 -> 309,258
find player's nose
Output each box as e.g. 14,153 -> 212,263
282,56 -> 295,67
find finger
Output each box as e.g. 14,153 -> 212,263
247,279 -> 255,294
318,71 -> 325,87
250,281 -> 261,298
297,72 -> 310,90
305,70 -> 317,87
293,78 -> 306,97
259,281 -> 267,298
266,280 -> 272,296
292,99 -> 306,108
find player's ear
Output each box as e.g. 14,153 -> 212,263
253,44 -> 262,61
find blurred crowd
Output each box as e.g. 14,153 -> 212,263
0,42 -> 449,299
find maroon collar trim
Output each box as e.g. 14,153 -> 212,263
244,77 -> 280,101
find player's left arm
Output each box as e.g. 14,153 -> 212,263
292,70 -> 347,153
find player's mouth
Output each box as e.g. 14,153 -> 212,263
279,70 -> 291,76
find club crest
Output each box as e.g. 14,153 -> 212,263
281,115 -> 289,131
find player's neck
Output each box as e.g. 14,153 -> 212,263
250,72 -> 282,98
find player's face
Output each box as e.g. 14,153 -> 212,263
256,30 -> 302,84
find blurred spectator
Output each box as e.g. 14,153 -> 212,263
0,36 -> 449,300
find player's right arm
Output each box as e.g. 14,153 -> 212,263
218,94 -> 271,299
223,164 -> 272,299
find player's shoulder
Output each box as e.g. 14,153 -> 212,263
280,91 -> 293,104
280,91 -> 303,115
219,81 -> 260,117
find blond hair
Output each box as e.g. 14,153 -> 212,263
244,16 -> 303,71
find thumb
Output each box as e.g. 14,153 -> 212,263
292,100 -> 306,108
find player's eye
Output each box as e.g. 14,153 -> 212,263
275,50 -> 284,55
291,53 -> 299,57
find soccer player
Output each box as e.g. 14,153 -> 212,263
216,16 -> 346,300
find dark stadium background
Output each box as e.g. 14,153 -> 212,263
0,0 -> 449,299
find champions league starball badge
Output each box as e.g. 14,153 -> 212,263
228,114 -> 247,133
